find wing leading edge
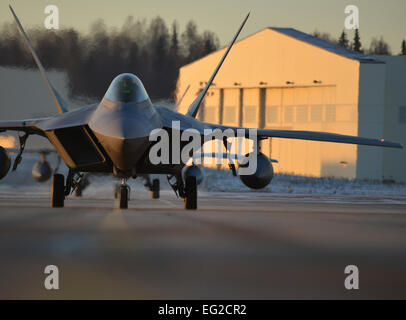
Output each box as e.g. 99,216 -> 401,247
0,119 -> 48,136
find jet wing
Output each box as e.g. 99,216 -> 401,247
207,123 -> 403,149
0,104 -> 98,136
156,107 -> 402,149
0,118 -> 48,136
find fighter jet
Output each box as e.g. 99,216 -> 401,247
0,6 -> 402,209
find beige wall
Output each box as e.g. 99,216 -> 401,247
177,28 -> 361,112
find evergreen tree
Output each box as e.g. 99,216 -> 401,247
0,16 -> 220,100
338,30 -> 349,49
352,29 -> 362,53
401,39 -> 406,55
170,21 -> 179,56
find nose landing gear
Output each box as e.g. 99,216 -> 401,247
118,178 -> 130,209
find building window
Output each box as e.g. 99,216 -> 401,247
223,106 -> 236,124
204,106 -> 217,123
325,105 -> 336,122
399,106 -> 406,123
244,105 -> 257,124
266,105 -> 279,124
311,105 -> 323,122
284,106 -> 294,123
296,105 -> 308,123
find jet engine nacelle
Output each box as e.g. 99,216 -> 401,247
0,146 -> 11,180
32,160 -> 53,182
183,164 -> 204,185
239,152 -> 274,189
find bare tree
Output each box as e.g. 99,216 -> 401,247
368,36 -> 392,55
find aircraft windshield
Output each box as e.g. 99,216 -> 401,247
104,73 -> 150,103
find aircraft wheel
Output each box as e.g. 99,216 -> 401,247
51,174 -> 64,208
184,176 -> 197,210
152,179 -> 160,199
119,185 -> 129,209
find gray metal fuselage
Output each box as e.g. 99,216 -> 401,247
89,97 -> 162,175
37,73 -> 200,178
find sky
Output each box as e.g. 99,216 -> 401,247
1,0 -> 406,54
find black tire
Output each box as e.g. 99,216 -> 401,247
119,186 -> 129,209
152,179 -> 160,199
51,174 -> 64,208
184,176 -> 197,210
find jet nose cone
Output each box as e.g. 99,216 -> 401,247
88,99 -> 162,173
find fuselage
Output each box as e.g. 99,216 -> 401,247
88,74 -> 163,175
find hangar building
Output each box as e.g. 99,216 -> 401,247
176,27 -> 406,182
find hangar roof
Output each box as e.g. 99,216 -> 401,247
270,27 -> 383,63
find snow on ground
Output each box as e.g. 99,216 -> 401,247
0,154 -> 405,198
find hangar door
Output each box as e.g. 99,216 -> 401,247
202,89 -> 221,124
242,89 -> 260,128
264,86 -> 336,177
222,89 -> 240,126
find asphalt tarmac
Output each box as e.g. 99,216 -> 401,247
0,191 -> 405,299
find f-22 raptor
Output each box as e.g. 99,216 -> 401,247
0,6 -> 402,209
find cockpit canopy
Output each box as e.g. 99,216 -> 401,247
104,73 -> 150,103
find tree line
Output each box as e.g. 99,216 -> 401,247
0,16 -> 219,100
314,29 -> 406,56
1,18 -> 404,100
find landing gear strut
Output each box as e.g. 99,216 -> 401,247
118,178 -> 130,209
65,169 -> 87,197
167,174 -> 197,210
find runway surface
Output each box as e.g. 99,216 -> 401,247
0,190 -> 406,299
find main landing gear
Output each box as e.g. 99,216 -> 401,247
51,170 -> 89,208
184,176 -> 197,210
51,173 -> 65,207
141,174 -> 160,199
152,179 -> 160,199
167,174 -> 197,210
